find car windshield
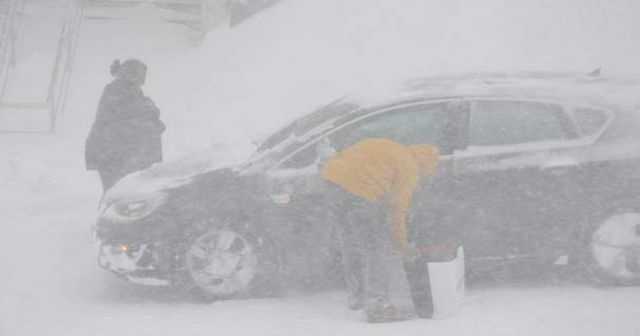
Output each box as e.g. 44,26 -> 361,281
250,98 -> 359,160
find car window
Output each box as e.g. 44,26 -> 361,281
572,107 -> 609,137
329,102 -> 461,153
468,100 -> 568,147
277,102 -> 461,170
254,100 -> 358,155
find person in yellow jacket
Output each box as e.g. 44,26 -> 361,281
321,137 -> 439,323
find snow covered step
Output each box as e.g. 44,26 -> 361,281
83,0 -> 203,26
0,102 -> 52,132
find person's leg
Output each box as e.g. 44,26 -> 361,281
324,183 -> 366,309
335,214 -> 366,309
356,202 -> 392,313
354,202 -> 413,322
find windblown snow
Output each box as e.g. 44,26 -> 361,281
2,1 -> 640,335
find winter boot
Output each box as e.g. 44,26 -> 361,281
348,294 -> 365,310
365,305 -> 414,323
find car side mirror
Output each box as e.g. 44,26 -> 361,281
315,137 -> 336,164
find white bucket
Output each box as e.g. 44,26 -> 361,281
427,246 -> 465,319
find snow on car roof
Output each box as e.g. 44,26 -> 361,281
342,71 -> 640,114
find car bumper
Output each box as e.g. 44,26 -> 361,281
93,230 -> 171,286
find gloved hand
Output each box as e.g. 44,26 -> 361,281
401,245 -> 422,263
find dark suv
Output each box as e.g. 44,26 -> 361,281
94,72 -> 640,300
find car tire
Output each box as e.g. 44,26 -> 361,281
587,207 -> 640,286
173,218 -> 281,302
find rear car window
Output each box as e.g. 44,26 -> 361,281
572,108 -> 609,136
468,100 -> 567,146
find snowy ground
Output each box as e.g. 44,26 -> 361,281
2,192 -> 640,336
3,1 -> 640,335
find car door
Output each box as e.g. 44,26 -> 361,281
262,100 -> 467,269
264,99 -> 465,218
265,99 -> 467,200
450,99 -> 585,262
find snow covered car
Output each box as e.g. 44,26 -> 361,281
94,71 -> 640,300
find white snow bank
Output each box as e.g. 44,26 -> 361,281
192,0 -> 640,146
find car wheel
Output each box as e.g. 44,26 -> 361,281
174,222 -> 280,301
590,211 -> 640,285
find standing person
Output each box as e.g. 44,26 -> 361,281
85,59 -> 166,192
321,137 -> 439,323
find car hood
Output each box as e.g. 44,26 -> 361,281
102,144 -> 254,206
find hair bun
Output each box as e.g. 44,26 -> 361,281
110,59 -> 121,76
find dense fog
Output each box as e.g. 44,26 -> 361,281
2,0 -> 640,335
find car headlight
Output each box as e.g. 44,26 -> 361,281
116,201 -> 148,217
101,193 -> 167,222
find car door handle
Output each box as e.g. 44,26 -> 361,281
269,193 -> 291,204
541,157 -> 580,175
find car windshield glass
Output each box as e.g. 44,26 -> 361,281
253,99 -> 358,155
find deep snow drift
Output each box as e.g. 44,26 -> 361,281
2,1 -> 640,335
192,0 -> 640,145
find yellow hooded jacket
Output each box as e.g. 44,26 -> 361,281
320,138 -> 439,251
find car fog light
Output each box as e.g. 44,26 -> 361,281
114,244 -> 131,254
112,244 -> 142,255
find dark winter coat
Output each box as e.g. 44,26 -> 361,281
85,78 -> 165,176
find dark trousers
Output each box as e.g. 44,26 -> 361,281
324,183 -> 394,313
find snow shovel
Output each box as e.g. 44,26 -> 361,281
404,244 -> 465,319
